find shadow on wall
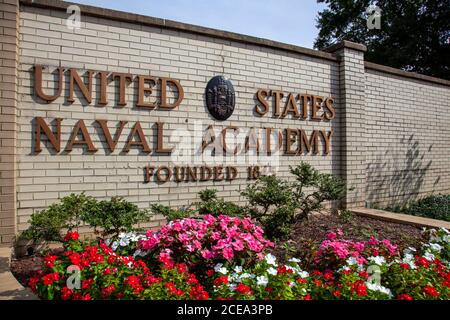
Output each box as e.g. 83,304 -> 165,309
366,134 -> 433,208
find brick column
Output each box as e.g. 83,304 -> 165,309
324,41 -> 367,208
0,0 -> 19,246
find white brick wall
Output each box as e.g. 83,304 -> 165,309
16,6 -> 340,231
365,70 -> 450,207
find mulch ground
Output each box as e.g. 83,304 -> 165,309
10,212 -> 425,287
273,212 -> 425,265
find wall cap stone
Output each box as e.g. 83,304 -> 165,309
322,40 -> 367,53
365,61 -> 450,87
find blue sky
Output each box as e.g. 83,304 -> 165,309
68,0 -> 326,49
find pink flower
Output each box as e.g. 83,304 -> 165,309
172,222 -> 182,231
201,250 -> 215,259
327,232 -> 337,240
232,239 -> 244,251
222,247 -> 234,260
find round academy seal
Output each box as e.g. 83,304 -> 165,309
205,75 -> 235,121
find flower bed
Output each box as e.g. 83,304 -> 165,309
27,215 -> 450,300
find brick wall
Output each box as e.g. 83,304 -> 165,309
0,0 -> 448,245
365,69 -> 450,208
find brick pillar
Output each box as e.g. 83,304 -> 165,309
0,0 -> 19,246
324,41 -> 367,208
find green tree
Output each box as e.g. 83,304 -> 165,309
314,0 -> 450,79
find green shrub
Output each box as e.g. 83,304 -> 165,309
389,194 -> 450,222
24,194 -> 150,242
338,209 -> 354,223
241,162 -> 346,240
290,163 -> 347,219
22,193 -> 97,242
150,203 -> 194,222
80,196 -> 149,238
196,189 -> 243,217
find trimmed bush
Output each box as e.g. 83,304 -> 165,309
389,194 -> 450,222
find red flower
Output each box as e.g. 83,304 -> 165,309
351,281 -> 368,297
235,283 -> 251,294
399,263 -> 410,270
277,266 -> 293,274
176,263 -> 188,274
313,280 -> 323,287
213,275 -> 229,287
303,295 -> 312,300
358,271 -> 369,278
63,231 -> 79,242
333,290 -> 341,298
206,269 -> 215,277
81,294 -> 92,300
42,272 -> 60,286
397,294 -> 414,300
69,253 -> 82,266
165,282 -> 184,297
297,278 -> 307,284
81,278 -> 94,290
265,287 -> 274,292
103,267 -> 112,275
415,257 -> 430,268
61,287 -> 73,300
44,255 -> 58,268
125,275 -> 143,294
28,275 -> 40,292
102,284 -> 116,298
92,254 -> 104,263
423,286 -> 439,298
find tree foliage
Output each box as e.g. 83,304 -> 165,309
314,0 -> 450,79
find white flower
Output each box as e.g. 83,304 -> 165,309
368,256 -> 386,266
298,271 -> 309,278
265,253 -> 278,266
423,252 -> 435,261
111,241 -> 119,251
133,249 -> 147,257
256,275 -> 268,287
429,243 -> 442,252
214,263 -> 228,274
366,282 -> 393,298
285,265 -> 296,273
119,237 -> 130,247
234,266 -> 243,273
239,273 -> 254,279
288,257 -> 301,263
267,267 -> 278,276
346,257 -> 358,266
403,247 -> 417,255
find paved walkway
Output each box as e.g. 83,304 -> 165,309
0,247 -> 37,300
352,207 -> 450,230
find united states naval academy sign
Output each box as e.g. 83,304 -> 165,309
32,65 -> 336,183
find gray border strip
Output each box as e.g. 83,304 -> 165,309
352,207 -> 450,230
365,61 -> 450,87
19,0 -> 338,62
